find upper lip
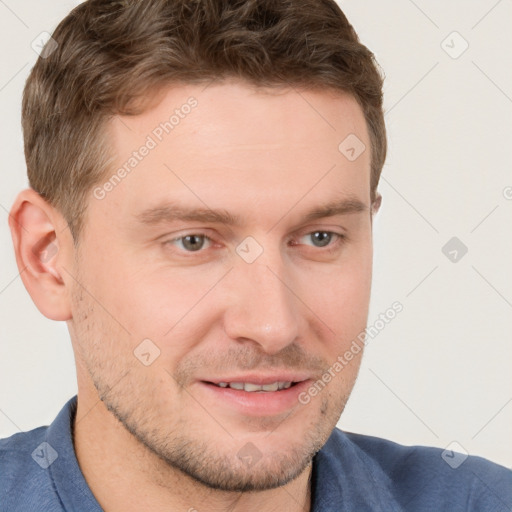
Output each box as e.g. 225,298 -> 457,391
200,373 -> 312,385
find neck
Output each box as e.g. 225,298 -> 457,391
72,394 -> 312,512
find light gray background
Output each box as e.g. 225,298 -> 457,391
1,1 -> 511,468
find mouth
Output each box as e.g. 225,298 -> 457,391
197,377 -> 311,416
203,381 -> 299,392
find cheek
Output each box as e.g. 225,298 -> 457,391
99,266 -> 224,355
295,249 -> 372,330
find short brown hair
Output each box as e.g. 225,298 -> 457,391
22,0 -> 386,241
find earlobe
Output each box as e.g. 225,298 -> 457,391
8,189 -> 73,321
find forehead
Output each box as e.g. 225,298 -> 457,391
96,80 -> 371,228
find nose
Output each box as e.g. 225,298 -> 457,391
223,253 -> 300,354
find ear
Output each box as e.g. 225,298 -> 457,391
371,193 -> 382,217
9,188 -> 73,321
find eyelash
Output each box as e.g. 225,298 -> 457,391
165,231 -> 346,255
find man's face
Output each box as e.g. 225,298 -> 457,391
68,81 -> 374,491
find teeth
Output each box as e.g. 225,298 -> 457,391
215,381 -> 293,392
244,382 -> 266,392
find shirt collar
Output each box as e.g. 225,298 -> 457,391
45,395 -> 103,511
311,428 -> 403,511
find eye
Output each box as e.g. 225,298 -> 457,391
299,231 -> 340,248
307,231 -> 333,247
169,234 -> 212,252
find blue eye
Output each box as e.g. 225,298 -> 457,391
309,231 -> 332,247
300,231 -> 339,248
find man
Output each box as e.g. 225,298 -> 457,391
1,0 -> 510,510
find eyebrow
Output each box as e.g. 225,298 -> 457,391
301,198 -> 369,223
135,197 -> 368,227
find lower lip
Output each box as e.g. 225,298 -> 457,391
196,380 -> 312,417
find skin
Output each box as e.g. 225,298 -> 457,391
10,80 -> 380,512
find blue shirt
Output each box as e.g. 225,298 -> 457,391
1,396 -> 511,511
